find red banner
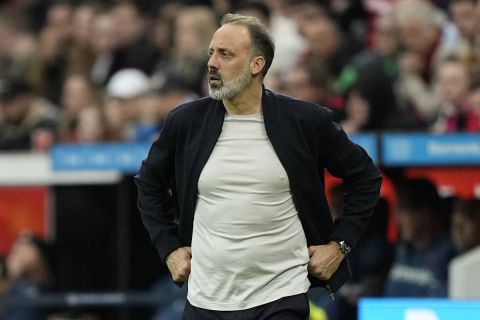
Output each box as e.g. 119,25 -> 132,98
0,187 -> 48,255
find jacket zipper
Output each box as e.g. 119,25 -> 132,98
325,284 -> 335,301
290,181 -> 335,302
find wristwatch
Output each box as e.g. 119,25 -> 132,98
334,240 -> 352,256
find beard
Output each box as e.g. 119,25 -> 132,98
208,60 -> 252,100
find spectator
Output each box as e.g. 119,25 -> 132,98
149,11 -> 173,75
74,106 -> 106,144
431,59 -> 480,132
310,185 -> 393,320
147,75 -> 198,128
0,0 -> 48,32
283,61 -> 344,122
328,0 -> 368,50
66,1 -> 103,76
0,78 -> 58,151
1,233 -> 55,320
451,199 -> 480,254
210,0 -> 236,18
26,2 -> 74,104
466,24 -> 480,79
394,0 -> 446,126
45,1 -> 73,44
89,9 -> 120,87
58,73 -> 100,143
302,15 -> 357,79
284,0 -> 328,36
442,0 -> 477,58
470,76 -> 480,117
153,6 -> 217,96
335,12 -> 417,132
234,1 -> 271,28
261,0 -> 307,79
105,68 -> 152,141
0,12 -> 37,81
384,178 -> 456,297
109,1 -> 157,76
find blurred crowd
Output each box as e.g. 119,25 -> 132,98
1,0 -> 480,319
0,0 -> 479,151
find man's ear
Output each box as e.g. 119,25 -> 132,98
251,56 -> 266,77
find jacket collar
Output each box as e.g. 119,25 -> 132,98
211,85 -> 277,133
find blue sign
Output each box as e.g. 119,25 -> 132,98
382,133 -> 480,166
349,133 -> 378,164
51,143 -> 151,173
359,298 -> 480,320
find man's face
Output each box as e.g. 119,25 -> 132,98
399,19 -> 434,55
0,97 -> 29,125
285,67 -> 324,104
6,239 -> 45,282
207,24 -> 253,100
451,1 -> 477,39
452,212 -> 480,253
396,207 -> 430,244
437,62 -> 469,105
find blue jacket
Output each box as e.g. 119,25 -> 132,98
135,88 -> 382,291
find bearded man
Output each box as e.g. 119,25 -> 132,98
135,13 -> 382,320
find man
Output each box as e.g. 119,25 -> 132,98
451,199 -> 480,254
384,178 -> 455,297
1,233 -> 55,320
136,14 -> 381,319
0,78 -> 58,151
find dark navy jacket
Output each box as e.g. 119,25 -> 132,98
135,89 -> 382,291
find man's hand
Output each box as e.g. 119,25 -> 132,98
166,246 -> 192,282
307,241 -> 345,280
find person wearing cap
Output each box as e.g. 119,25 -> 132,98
0,78 -> 58,151
136,14 -> 381,319
104,68 -> 156,141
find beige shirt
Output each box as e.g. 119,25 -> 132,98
187,113 -> 310,311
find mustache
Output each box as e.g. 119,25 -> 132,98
208,69 -> 221,80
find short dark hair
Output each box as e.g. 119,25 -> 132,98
0,78 -> 34,102
396,178 -> 441,213
454,199 -> 480,218
220,13 -> 275,78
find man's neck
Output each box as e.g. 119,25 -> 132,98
223,82 -> 263,115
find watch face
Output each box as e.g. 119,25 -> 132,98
340,241 -> 351,255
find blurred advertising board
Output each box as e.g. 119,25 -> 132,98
359,298 -> 480,320
50,135 -> 378,173
382,133 -> 480,166
51,143 -> 151,173
349,133 -> 378,163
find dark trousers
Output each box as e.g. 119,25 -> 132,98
183,293 -> 310,320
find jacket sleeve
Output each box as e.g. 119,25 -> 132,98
321,112 -> 382,250
134,113 -> 182,263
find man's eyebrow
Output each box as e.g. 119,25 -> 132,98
208,46 -> 233,53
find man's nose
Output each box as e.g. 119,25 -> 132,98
208,53 -> 219,69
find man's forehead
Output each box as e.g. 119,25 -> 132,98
209,23 -> 251,49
